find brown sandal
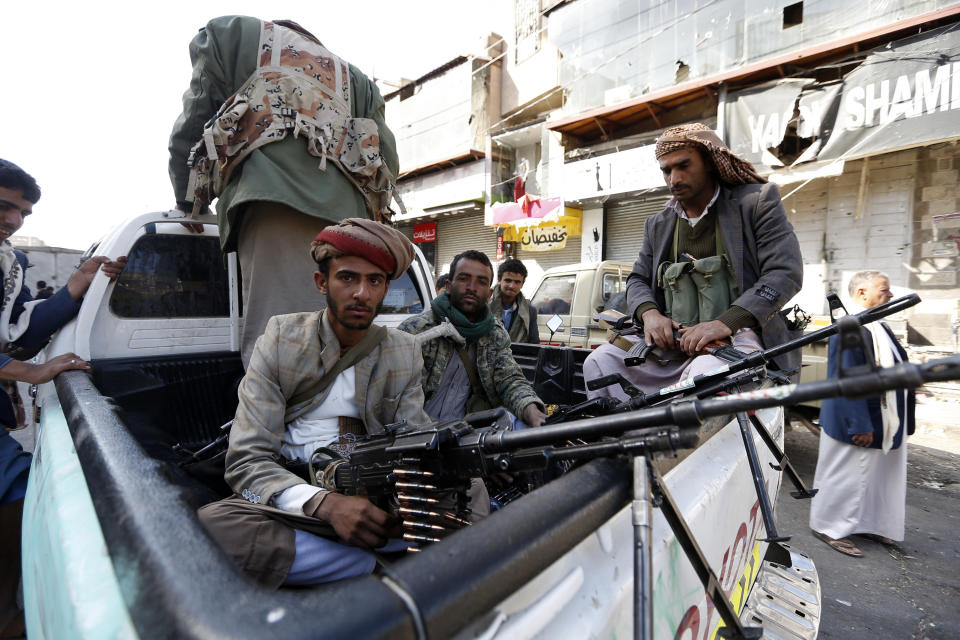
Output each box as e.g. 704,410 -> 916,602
859,533 -> 894,545
813,530 -> 863,557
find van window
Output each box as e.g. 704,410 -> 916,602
109,235 -> 229,318
531,275 -> 575,315
380,269 -> 425,315
601,271 -> 628,313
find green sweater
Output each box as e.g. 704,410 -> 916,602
636,208 -> 756,332
168,15 -> 399,251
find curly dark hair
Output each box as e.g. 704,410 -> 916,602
497,259 -> 527,281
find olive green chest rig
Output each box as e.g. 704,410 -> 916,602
657,213 -> 739,327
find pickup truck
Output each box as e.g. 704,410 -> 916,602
528,260 -> 634,347
20,210 -> 823,639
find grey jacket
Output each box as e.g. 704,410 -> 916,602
225,311 -> 430,506
626,182 -> 803,372
489,286 -> 540,344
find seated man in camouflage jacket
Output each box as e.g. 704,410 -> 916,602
398,250 -> 547,427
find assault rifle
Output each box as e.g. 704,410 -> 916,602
585,292 -> 921,411
315,351 -> 960,640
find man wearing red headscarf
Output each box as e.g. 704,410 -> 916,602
197,219 -> 436,587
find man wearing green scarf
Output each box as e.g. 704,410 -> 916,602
399,250 -> 546,426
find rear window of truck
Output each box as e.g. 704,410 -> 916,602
109,234 -> 229,318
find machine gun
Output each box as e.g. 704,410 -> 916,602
313,351 -> 960,640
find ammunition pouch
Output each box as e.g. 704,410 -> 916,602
658,214 -> 739,326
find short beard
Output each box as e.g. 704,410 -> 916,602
326,293 -> 383,330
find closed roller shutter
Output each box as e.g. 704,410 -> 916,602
517,234 -> 583,271
604,195 -> 670,262
436,212 -> 498,276
397,223 -> 415,242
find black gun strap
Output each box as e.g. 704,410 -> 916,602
288,324 -> 388,408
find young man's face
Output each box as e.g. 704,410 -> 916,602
498,271 -> 525,303
314,255 -> 389,331
658,147 -> 716,207
0,186 -> 31,244
449,258 -> 493,320
858,276 -> 893,310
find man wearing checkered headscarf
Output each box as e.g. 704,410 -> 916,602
584,123 -> 804,402
654,123 -> 766,186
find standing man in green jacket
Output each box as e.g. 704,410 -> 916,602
488,259 -> 539,344
168,16 -> 400,366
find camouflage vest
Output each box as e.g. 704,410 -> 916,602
185,21 -> 402,221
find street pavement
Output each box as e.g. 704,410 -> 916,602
779,400 -> 960,640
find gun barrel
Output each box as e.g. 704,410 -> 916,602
483,355 -> 960,453
763,293 -> 920,362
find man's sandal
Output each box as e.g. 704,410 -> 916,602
859,533 -> 895,545
812,530 -> 864,557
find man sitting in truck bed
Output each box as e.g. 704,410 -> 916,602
198,219 -> 439,587
399,250 -> 547,428
584,123 -> 802,401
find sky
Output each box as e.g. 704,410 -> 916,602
1,0 -> 509,250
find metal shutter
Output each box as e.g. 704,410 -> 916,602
517,234 -> 583,271
397,223 -> 415,242
603,195 -> 670,262
436,212 -> 498,276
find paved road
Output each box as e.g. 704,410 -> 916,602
778,425 -> 960,640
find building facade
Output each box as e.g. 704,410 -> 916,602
388,0 -> 960,348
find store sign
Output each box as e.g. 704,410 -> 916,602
412,222 -> 436,244
726,24 -> 960,171
517,225 -> 569,252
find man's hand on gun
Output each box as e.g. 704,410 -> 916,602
678,320 -> 733,355
522,403 -> 547,427
641,309 -> 731,356
310,492 -> 401,550
641,309 -> 680,350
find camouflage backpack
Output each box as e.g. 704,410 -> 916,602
185,20 -> 403,221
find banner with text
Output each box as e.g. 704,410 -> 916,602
726,23 -> 960,171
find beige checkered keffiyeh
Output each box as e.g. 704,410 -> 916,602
655,123 -> 766,186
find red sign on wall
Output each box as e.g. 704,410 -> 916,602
412,222 -> 437,244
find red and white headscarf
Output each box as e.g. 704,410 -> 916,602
310,218 -> 414,280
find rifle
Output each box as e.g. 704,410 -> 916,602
316,351 -> 959,640
588,293 -> 921,410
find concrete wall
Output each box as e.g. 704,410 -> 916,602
910,141 -> 960,346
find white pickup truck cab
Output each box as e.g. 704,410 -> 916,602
20,210 -> 821,640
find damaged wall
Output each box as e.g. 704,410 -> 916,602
548,0 -> 955,121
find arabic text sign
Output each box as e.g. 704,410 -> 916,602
519,225 -> 568,252
412,222 -> 437,244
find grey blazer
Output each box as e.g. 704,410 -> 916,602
625,182 -> 803,372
